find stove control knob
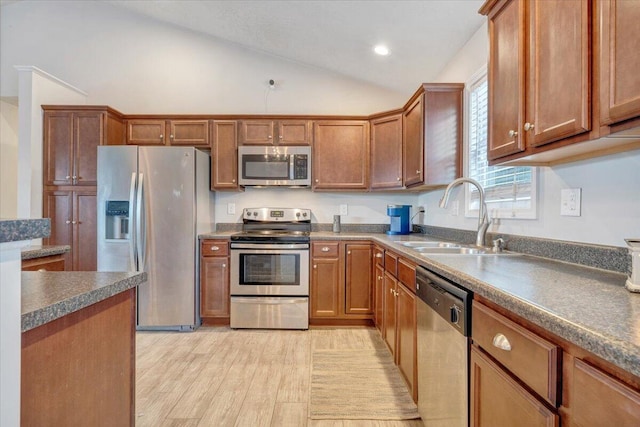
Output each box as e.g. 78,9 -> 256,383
246,211 -> 252,217
302,212 -> 307,217
253,212 -> 258,217
296,212 -> 300,217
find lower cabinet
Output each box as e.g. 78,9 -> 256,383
383,271 -> 398,353
470,345 -> 559,427
199,239 -> 230,325
43,189 -> 97,271
310,241 -> 372,324
22,255 -> 66,271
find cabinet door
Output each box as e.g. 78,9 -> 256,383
238,120 -> 275,145
396,282 -> 417,402
211,121 -> 239,190
383,272 -> 397,355
312,121 -> 369,190
374,264 -> 385,332
126,120 -> 166,145
44,111 -> 74,186
370,114 -> 403,189
345,243 -> 372,315
599,0 -> 640,125
277,120 -> 312,145
74,112 -> 104,186
43,190 -> 73,270
403,95 -> 424,187
73,191 -> 97,271
200,256 -> 230,318
470,345 -> 559,427
527,0 -> 590,147
568,358 -> 640,426
311,257 -> 341,317
168,120 -> 210,147
487,0 -> 526,160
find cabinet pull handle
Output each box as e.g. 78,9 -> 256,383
321,247 -> 330,252
211,246 -> 220,251
492,333 -> 512,351
508,130 -> 518,138
524,122 -> 535,131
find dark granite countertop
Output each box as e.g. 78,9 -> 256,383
21,245 -> 70,260
199,230 -> 638,378
21,271 -> 147,332
0,219 -> 50,243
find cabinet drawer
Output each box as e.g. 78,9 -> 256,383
384,252 -> 398,276
397,257 -> 416,293
312,242 -> 339,258
201,240 -> 229,257
472,302 -> 560,406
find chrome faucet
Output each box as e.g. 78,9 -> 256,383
439,177 -> 491,247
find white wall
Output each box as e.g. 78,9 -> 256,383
215,190 -> 417,226
0,99 -> 19,218
0,1 -> 405,115
419,22 -> 640,247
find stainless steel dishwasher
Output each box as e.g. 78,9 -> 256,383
416,266 -> 471,427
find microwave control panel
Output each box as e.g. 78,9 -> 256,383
293,154 -> 308,179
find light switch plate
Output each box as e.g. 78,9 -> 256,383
560,188 -> 581,216
340,204 -> 348,216
227,203 -> 236,215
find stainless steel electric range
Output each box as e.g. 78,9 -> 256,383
229,207 -> 311,329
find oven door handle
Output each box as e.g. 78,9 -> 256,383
230,243 -> 309,250
232,297 -> 308,304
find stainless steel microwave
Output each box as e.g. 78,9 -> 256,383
238,145 -> 311,186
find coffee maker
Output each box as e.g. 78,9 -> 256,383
386,205 -> 411,235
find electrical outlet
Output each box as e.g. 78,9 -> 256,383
560,188 -> 581,216
340,204 -> 348,216
227,203 -> 236,215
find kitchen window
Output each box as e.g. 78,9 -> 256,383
465,67 -> 537,219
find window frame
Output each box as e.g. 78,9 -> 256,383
464,66 -> 538,220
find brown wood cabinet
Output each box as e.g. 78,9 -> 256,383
310,241 -> 372,324
370,112 -> 403,190
43,189 -> 97,271
22,255 -> 65,271
126,119 -> 210,147
211,120 -> 240,191
22,288 -> 136,426
43,107 -> 123,187
402,84 -> 463,188
470,345 -> 560,427
238,119 -> 312,145
383,271 -> 397,354
200,239 -> 230,325
312,121 -> 370,190
373,245 -> 385,331
599,0 -> 640,126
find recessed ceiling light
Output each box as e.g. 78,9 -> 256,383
374,45 -> 390,56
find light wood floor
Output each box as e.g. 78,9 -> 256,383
136,327 -> 424,427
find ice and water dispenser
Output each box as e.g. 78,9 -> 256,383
105,201 -> 130,240
386,205 -> 411,235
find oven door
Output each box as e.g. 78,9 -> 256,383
230,243 -> 310,296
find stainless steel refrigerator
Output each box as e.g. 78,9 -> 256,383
97,146 -> 213,331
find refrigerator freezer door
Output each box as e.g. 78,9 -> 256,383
137,147 -> 197,330
97,146 -> 138,272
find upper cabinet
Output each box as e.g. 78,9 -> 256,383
370,112 -> 403,190
599,0 -> 640,126
125,119 -> 210,147
481,0 -> 640,166
402,84 -> 463,188
313,120 -> 370,190
43,107 -> 124,187
211,120 -> 241,191
238,119 -> 312,145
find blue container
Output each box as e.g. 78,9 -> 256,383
386,205 -> 411,235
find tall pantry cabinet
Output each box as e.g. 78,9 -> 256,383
42,106 -> 124,270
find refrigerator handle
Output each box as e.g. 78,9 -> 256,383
129,172 -> 137,271
136,172 -> 146,272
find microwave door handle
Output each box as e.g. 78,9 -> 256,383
289,155 -> 295,179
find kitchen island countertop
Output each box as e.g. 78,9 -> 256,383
21,271 -> 147,332
21,245 -> 70,260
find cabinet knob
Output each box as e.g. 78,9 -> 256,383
279,135 -> 283,139
492,333 -> 512,351
71,220 -> 77,224
313,264 -> 317,269
211,246 -> 219,251
222,263 -> 226,268
321,247 -> 330,252
160,134 -> 164,139
170,134 -> 174,139
347,250 -> 351,255
416,170 -> 421,174
65,220 -> 71,224
65,175 -> 71,180
268,135 -> 272,139
232,179 -> 236,183
397,177 -> 401,181
72,175 -> 78,180
508,130 -> 518,138
375,253 -> 382,258
37,268 -> 47,272
315,179 -> 319,183
524,122 -> 535,131
378,275 -> 382,280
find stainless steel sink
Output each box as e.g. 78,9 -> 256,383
418,247 -> 520,256
402,241 -> 461,248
